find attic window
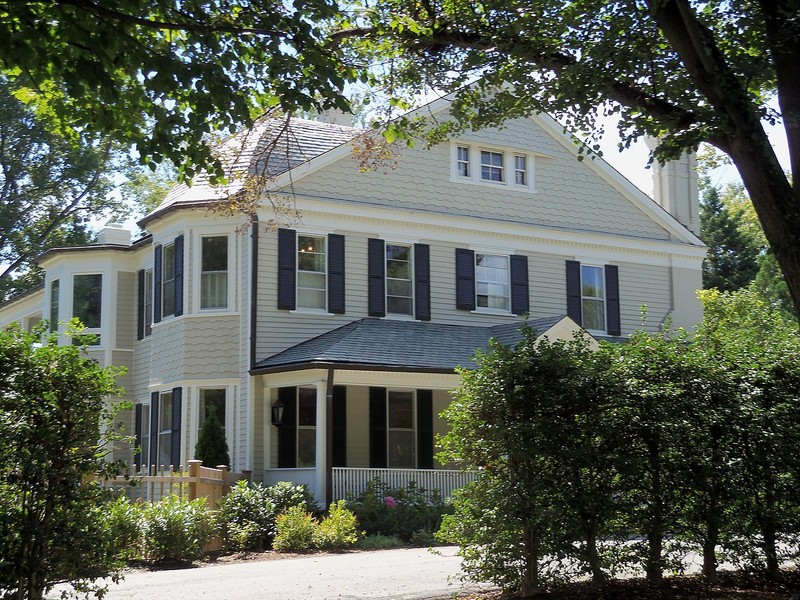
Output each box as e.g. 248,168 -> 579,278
451,142 -> 535,192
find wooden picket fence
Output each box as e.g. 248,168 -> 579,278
100,460 -> 251,507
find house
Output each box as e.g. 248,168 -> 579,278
0,100 -> 705,503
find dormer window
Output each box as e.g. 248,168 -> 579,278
451,142 -> 535,191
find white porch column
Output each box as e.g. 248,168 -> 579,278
314,380 -> 327,504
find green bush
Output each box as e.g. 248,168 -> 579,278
347,479 -> 452,542
315,501 -> 361,549
264,481 -> 317,515
141,495 -> 216,563
355,534 -> 405,549
194,405 -> 230,468
218,481 -> 316,551
219,481 -> 277,551
101,495 -> 143,560
273,505 -> 317,552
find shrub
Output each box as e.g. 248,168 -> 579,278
141,495 -> 216,563
273,505 -> 317,552
315,501 -> 361,549
194,405 -> 230,468
355,534 -> 405,549
101,495 -> 143,560
264,481 -> 317,515
218,481 -> 277,551
347,479 -> 452,542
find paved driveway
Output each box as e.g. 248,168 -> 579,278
65,547 -> 492,600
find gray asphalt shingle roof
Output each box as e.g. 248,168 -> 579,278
251,315 -> 570,374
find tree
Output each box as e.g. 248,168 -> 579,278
0,0 -> 357,180
194,405 -> 230,468
700,182 -> 761,292
332,1 -> 800,318
0,323 -> 128,600
0,77 -> 125,302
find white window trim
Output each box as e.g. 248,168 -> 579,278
580,263 -> 608,335
450,141 -> 537,192
194,233 -> 234,314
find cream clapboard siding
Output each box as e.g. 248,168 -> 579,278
616,262 -> 673,334
115,272 -> 136,350
286,119 -> 670,242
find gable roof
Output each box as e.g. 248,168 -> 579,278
140,117 -> 361,226
250,315 -> 580,375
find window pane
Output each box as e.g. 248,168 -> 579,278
387,297 -> 413,314
199,388 -> 226,433
162,280 -> 175,316
163,244 -> 175,280
73,274 -> 102,329
475,254 -> 509,310
201,272 -> 228,309
387,279 -> 413,297
140,405 -> 150,468
388,391 -> 413,428
298,388 -> 316,426
297,429 -> 316,467
202,236 -> 228,272
160,393 -> 173,433
49,279 -> 59,332
144,270 -> 153,333
298,251 -> 326,272
388,431 -> 415,468
581,266 -> 604,299
583,298 -> 606,331
162,243 -> 176,317
297,289 -> 325,310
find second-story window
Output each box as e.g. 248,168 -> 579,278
144,269 -> 153,335
456,146 -> 470,177
49,279 -> 59,333
514,155 -> 528,185
73,274 -> 102,345
581,265 -> 606,332
386,244 -> 413,316
162,242 -> 176,318
475,254 -> 510,311
297,235 -> 326,310
201,236 -> 228,309
480,150 -> 504,183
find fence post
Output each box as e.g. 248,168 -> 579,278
187,460 -> 202,502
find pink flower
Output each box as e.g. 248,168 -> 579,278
384,496 -> 397,508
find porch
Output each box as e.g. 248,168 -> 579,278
264,466 -> 478,502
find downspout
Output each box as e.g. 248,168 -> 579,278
325,367 -> 335,505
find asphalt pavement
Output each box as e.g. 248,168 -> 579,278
53,546 -> 492,600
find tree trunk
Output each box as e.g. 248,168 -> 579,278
702,526 -> 719,582
585,525 -> 607,584
520,526 -> 541,597
761,482 -> 780,577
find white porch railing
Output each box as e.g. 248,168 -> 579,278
332,467 -> 477,502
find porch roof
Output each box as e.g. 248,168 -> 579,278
251,315 -> 572,375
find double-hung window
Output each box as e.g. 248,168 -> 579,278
143,269 -> 153,333
158,391 -> 175,467
200,236 -> 228,310
49,279 -> 59,333
73,273 -> 102,345
162,243 -> 176,318
480,150 -> 504,183
475,254 -> 510,311
140,403 -> 151,470
297,235 -> 327,310
297,387 -> 317,467
581,265 -> 606,332
514,155 -> 527,185
456,146 -> 470,177
386,244 -> 413,316
387,391 -> 415,468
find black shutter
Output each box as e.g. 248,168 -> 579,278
455,248 -> 476,311
277,387 -> 297,468
137,269 -> 145,340
149,392 -> 159,470
566,260 -> 582,325
332,385 -> 347,468
174,235 -> 184,317
134,403 -> 143,467
277,229 -> 296,310
605,264 -> 621,336
153,245 -> 163,323
328,234 -> 346,314
369,387 -> 387,468
414,243 -> 431,321
417,390 -> 434,469
171,387 -> 182,467
368,238 -> 386,317
510,255 -> 529,315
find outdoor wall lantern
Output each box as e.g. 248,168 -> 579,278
271,399 -> 285,428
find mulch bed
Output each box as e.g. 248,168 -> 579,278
464,570 -> 800,599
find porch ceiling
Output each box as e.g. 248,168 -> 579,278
250,315 -> 572,375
